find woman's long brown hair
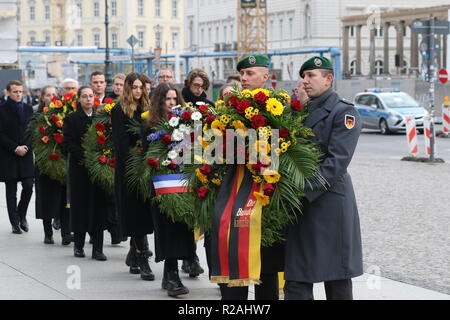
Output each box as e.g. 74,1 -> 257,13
146,83 -> 184,128
119,72 -> 151,118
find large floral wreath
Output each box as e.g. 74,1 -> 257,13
30,92 -> 79,184
82,98 -> 116,194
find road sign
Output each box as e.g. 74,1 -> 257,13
127,35 -> 139,48
438,68 -> 448,84
271,74 -> 277,88
412,19 -> 450,35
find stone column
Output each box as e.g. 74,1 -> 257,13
410,23 -> 419,70
437,34 -> 442,69
356,25 -> 362,75
396,21 -> 405,75
443,34 -> 447,69
369,27 -> 376,77
343,26 -> 350,76
383,22 -> 390,75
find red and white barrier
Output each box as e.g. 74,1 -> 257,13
443,104 -> 450,135
405,115 -> 418,156
423,115 -> 437,156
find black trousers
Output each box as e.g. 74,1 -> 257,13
43,213 -> 71,238
5,178 -> 33,226
219,272 -> 279,300
74,231 -> 104,253
284,279 -> 353,300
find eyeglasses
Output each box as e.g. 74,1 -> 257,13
191,83 -> 205,89
158,75 -> 173,79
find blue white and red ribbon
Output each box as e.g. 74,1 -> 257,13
152,174 -> 189,195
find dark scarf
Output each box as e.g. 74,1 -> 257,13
306,88 -> 334,114
182,87 -> 213,105
8,97 -> 25,124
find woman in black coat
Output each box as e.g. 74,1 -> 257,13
143,83 -> 196,297
0,80 -> 34,234
111,73 -> 154,281
181,68 -> 215,107
34,85 -> 72,245
63,86 -> 108,261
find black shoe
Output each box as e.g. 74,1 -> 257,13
189,258 -> 204,278
181,259 -> 190,274
74,248 -> 85,258
19,218 -> 29,232
62,234 -> 74,246
89,237 -> 93,245
52,218 -> 61,230
166,270 -> 189,297
92,250 -> 107,261
136,251 -> 155,281
44,236 -> 54,244
125,246 -> 140,274
12,225 -> 22,234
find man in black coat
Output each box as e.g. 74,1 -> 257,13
0,80 -> 34,234
284,57 -> 363,300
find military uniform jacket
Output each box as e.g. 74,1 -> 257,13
285,88 -> 364,283
0,98 -> 34,182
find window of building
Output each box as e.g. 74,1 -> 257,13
208,27 -> 212,45
138,0 -> 144,16
269,20 -> 274,40
224,26 -> 227,43
112,0 -> 117,16
216,26 -> 219,42
44,31 -> 51,44
172,32 -> 179,49
76,31 -> 83,46
138,31 -> 145,48
17,5 -> 20,21
94,1 -> 100,17
112,33 -> 118,48
201,28 -> 204,46
30,5 -> 35,20
304,4 -> 311,38
172,0 -> 178,18
350,26 -> 355,37
289,17 -> 293,40
76,2 -> 82,18
29,33 -> 36,43
155,0 -> 161,17
93,31 -> 100,47
375,60 -> 383,75
230,24 -> 234,41
44,5 -> 50,20
279,19 -> 284,40
155,27 -> 162,47
350,60 -> 356,76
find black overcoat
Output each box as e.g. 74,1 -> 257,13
63,108 -> 108,233
0,98 -> 34,182
111,103 -> 153,237
35,168 -> 67,220
284,89 -> 364,283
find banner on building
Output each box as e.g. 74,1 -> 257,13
241,0 -> 266,8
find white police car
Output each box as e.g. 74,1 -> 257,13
354,88 -> 429,134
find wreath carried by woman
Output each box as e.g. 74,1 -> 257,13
81,98 -> 117,194
30,91 -> 80,184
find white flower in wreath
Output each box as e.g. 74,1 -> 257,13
168,150 -> 178,160
162,159 -> 171,166
169,117 -> 180,127
172,129 -> 184,141
196,102 -> 206,106
191,111 -> 202,121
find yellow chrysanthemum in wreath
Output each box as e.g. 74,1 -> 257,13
211,119 -> 226,131
251,88 -> 271,98
254,140 -> 271,154
265,98 -> 285,116
239,89 -> 252,99
254,192 -> 270,206
278,91 -> 291,104
262,169 -> 281,184
195,168 -> 209,184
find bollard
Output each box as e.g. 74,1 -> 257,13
424,115 -> 437,156
443,96 -> 450,136
405,115 -> 418,156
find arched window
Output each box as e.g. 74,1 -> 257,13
304,4 -> 311,39
375,60 -> 383,75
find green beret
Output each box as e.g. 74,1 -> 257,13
237,54 -> 270,71
299,56 -> 334,78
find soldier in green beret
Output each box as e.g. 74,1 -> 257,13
237,54 -> 270,90
284,56 -> 363,300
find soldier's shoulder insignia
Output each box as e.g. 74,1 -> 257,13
345,114 -> 356,129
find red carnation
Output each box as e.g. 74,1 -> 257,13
167,113 -> 175,120
205,114 -> 216,124
137,148 -> 143,153
196,186 -> 209,198
99,155 -> 107,164
236,100 -> 252,114
198,104 -> 209,114
263,184 -> 276,196
252,160 -> 269,174
63,93 -> 73,102
94,97 -> 101,107
251,114 -> 267,128
181,111 -> 192,121
51,96 -> 58,103
53,133 -> 64,144
226,95 -> 239,108
103,98 -> 114,104
95,122 -> 106,132
51,114 -> 58,123
49,154 -> 60,161
147,158 -> 159,168
254,91 -> 269,106
108,157 -> 116,167
97,135 -> 107,145
291,99 -> 303,111
279,127 -> 290,139
162,134 -> 172,145
38,125 -> 46,134
199,164 -> 212,176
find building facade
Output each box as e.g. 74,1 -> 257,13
17,0 -> 184,87
184,0 -> 450,81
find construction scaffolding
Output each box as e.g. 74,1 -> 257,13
236,0 -> 267,60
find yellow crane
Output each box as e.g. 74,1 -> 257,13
51,0 -> 65,46
236,0 -> 267,60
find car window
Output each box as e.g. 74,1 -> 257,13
372,97 -> 383,108
379,93 -> 420,108
356,95 -> 372,106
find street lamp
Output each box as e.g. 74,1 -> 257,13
104,0 -> 113,95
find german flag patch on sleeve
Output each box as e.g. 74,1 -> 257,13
345,115 -> 356,129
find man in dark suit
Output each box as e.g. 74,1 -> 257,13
284,56 -> 363,300
0,80 -> 35,234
